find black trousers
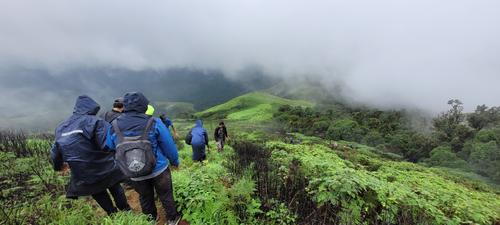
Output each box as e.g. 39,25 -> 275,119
91,183 -> 131,215
133,167 -> 178,221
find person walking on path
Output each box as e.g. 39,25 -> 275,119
106,92 -> 181,224
50,95 -> 131,215
214,121 -> 229,151
186,120 -> 210,162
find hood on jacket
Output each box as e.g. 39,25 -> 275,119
73,95 -> 100,115
123,92 -> 149,113
195,120 -> 203,127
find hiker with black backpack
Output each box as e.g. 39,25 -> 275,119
106,92 -> 181,225
185,120 -> 210,162
214,121 -> 229,151
50,95 -> 131,215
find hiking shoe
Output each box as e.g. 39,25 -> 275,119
166,216 -> 181,225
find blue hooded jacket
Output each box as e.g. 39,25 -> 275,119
106,92 -> 179,181
191,120 -> 208,147
189,120 -> 209,161
51,95 -> 124,197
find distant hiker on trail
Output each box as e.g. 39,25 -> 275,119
101,97 -> 124,123
185,120 -> 209,162
106,92 -> 181,224
160,113 -> 179,139
214,121 -> 229,151
50,95 -> 131,215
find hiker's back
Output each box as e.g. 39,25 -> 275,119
109,112 -> 178,180
112,115 -> 156,178
191,126 -> 206,146
216,127 -> 225,139
106,92 -> 181,223
113,113 -> 158,149
55,114 -> 115,184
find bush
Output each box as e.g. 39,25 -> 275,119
424,145 -> 470,170
363,131 -> 385,147
469,141 -> 500,182
311,120 -> 330,135
475,129 -> 499,143
326,119 -> 364,142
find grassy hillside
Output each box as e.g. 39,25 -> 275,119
195,92 -> 313,121
3,92 -> 500,224
3,123 -> 500,224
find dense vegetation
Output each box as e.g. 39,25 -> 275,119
0,131 -> 154,224
2,92 -> 500,224
229,138 -> 500,224
275,99 -> 500,184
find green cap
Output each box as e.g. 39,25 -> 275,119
145,104 -> 155,116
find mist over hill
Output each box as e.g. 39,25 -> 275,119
0,66 -> 276,130
1,0 -> 500,120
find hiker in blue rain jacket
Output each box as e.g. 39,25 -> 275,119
106,92 -> 181,224
188,120 -> 210,162
50,95 -> 130,215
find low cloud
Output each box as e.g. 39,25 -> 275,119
1,0 -> 499,128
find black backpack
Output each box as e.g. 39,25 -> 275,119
185,129 -> 193,145
112,118 -> 156,178
217,127 -> 225,139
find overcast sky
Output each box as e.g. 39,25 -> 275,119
1,0 -> 500,117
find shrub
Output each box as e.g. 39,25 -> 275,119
326,119 -> 364,142
469,141 -> 500,182
424,145 -> 470,170
363,131 -> 385,147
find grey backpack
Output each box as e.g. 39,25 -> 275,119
112,118 -> 156,178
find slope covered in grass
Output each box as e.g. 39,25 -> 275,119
195,92 -> 313,121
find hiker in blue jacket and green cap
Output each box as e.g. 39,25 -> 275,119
106,92 -> 181,225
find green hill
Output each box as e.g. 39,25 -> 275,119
195,91 -> 313,121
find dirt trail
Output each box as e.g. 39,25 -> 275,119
125,188 -> 189,225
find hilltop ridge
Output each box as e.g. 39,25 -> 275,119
195,91 -> 313,121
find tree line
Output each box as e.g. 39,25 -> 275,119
274,100 -> 500,183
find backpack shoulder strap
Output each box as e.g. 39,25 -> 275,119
141,117 -> 155,140
109,112 -> 121,122
112,119 -> 125,143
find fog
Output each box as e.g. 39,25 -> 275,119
1,0 -> 500,129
